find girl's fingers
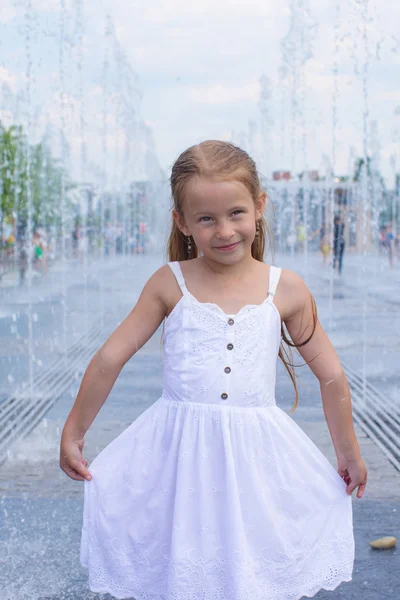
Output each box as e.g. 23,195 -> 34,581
356,483 -> 366,499
63,459 -> 92,481
346,480 -> 366,497
346,481 -> 358,496
66,469 -> 85,481
73,459 -> 92,480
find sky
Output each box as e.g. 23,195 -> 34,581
0,0 -> 399,187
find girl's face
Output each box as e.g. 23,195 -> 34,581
173,177 -> 266,263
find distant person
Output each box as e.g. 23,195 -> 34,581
115,223 -> 124,254
72,225 -> 80,259
385,223 -> 395,267
104,223 -> 113,256
297,222 -> 306,252
60,140 -> 366,599
18,239 -> 28,285
33,231 -> 45,274
320,234 -> 331,265
318,222 -> 330,265
38,229 -> 49,274
5,233 -> 16,256
78,230 -> 89,263
310,223 -> 330,265
378,228 -> 386,253
333,215 -> 345,275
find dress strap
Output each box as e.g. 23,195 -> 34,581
168,261 -> 188,295
267,266 -> 282,304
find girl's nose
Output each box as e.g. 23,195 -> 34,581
216,222 -> 234,239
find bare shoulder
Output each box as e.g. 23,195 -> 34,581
148,263 -> 174,287
96,264 -> 176,367
279,268 -> 307,293
143,263 -> 174,303
142,263 -> 181,316
276,268 -> 313,321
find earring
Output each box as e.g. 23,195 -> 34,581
187,235 -> 193,258
255,221 -> 260,238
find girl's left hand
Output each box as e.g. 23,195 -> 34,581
337,456 -> 368,498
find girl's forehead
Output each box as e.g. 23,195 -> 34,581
184,178 -> 253,211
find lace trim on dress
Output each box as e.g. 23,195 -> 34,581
83,529 -> 354,600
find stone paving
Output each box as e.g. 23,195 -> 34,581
0,251 -> 399,599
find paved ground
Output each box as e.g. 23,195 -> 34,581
0,251 -> 399,599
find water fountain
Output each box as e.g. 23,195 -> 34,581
0,4 -> 167,463
256,0 -> 400,472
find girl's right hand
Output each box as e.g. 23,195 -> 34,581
337,455 -> 367,498
60,435 -> 92,481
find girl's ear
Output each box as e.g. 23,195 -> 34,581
255,192 -> 267,220
172,208 -> 191,236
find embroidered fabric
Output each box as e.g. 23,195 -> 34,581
80,262 -> 354,599
162,262 -> 281,408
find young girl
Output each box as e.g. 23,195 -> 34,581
60,140 -> 367,600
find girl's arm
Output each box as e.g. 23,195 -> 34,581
60,266 -> 170,481
278,269 -> 367,497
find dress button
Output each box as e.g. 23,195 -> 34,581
221,393 -> 228,400
224,367 -> 231,374
228,318 -> 234,326
227,343 -> 234,350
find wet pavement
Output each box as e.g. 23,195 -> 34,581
0,252 -> 399,599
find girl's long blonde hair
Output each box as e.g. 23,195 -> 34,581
167,140 -> 317,413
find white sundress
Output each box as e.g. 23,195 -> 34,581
80,261 -> 354,600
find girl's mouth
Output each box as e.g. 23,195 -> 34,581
214,241 -> 241,252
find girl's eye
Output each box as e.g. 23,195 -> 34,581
199,216 -> 212,222
232,210 -> 243,216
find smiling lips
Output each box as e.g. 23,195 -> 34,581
214,241 -> 241,251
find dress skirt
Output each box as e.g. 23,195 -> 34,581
80,397 -> 354,600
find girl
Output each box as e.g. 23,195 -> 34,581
60,140 -> 367,600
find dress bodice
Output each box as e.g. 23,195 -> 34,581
162,262 -> 282,408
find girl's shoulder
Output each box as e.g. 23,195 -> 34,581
275,268 -> 312,320
147,263 -> 177,293
279,269 -> 309,295
147,262 -> 183,313
278,267 -> 306,290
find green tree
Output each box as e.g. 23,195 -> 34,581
29,141 -> 66,231
1,119 -> 77,249
0,122 -> 25,245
